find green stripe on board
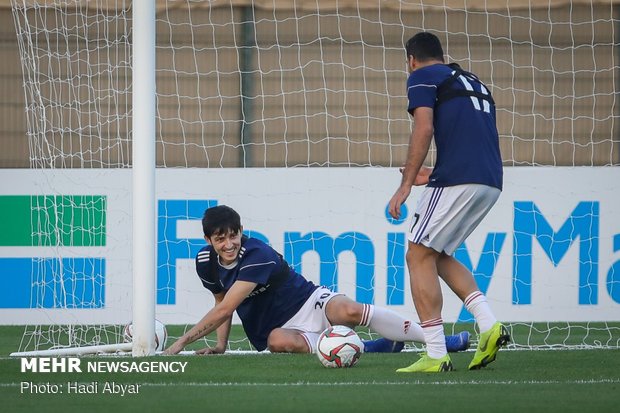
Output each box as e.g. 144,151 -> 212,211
0,195 -> 106,247
1,196 -> 32,246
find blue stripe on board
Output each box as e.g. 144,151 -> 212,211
0,257 -> 105,308
157,199 -> 218,305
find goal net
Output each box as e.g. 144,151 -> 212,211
8,0 -> 619,355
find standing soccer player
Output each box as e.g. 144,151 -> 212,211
388,32 -> 510,373
163,204 -> 470,356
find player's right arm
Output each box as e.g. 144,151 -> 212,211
163,280 -> 256,355
388,106 -> 434,219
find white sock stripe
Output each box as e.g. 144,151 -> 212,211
360,305 -> 367,326
465,291 -> 484,307
465,291 -> 497,333
360,304 -> 371,326
421,318 -> 443,328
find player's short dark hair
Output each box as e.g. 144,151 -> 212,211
202,205 -> 242,238
405,32 -> 445,63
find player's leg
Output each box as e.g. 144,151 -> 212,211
324,290 -> 469,353
410,241 -> 453,357
274,287 -> 339,353
437,253 -> 496,333
432,184 -> 509,370
396,243 -> 454,373
439,256 -> 510,370
273,285 -> 466,356
268,290 -> 406,354
267,288 -> 404,353
319,295 -> 402,353
325,295 -> 421,340
267,328 -> 317,353
397,186 -> 460,373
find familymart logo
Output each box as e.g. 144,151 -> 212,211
0,195 -> 106,309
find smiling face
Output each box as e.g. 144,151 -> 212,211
206,228 -> 243,266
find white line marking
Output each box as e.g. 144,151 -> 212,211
2,379 -> 619,388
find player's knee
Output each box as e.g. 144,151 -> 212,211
340,301 -> 364,325
407,244 -> 436,268
267,329 -> 286,352
406,244 -> 424,264
351,303 -> 365,322
406,247 -> 416,267
267,329 -> 307,353
327,296 -> 363,326
267,340 -> 286,353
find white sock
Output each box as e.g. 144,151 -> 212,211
362,304 -> 425,343
464,291 -> 497,333
421,318 -> 446,359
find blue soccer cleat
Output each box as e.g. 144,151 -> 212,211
445,331 -> 470,352
364,332 -> 469,353
363,338 -> 405,353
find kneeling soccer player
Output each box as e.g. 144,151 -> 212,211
163,205 -> 470,356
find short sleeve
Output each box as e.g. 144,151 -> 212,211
406,71 -> 439,114
195,247 -> 223,294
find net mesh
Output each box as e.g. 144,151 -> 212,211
10,0 -> 620,354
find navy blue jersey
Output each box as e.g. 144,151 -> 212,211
195,237 -> 318,351
407,63 -> 503,190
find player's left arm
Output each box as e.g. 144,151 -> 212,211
163,280 -> 256,355
400,164 -> 433,186
195,291 -> 232,355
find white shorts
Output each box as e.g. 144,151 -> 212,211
408,184 -> 500,255
281,286 -> 342,352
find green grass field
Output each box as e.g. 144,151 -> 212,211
1,325 -> 619,413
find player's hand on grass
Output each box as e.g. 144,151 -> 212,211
195,346 -> 226,355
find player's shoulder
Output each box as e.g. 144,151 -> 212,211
409,63 -> 453,86
195,245 -> 213,273
241,236 -> 266,248
239,236 -> 277,260
194,245 -> 220,289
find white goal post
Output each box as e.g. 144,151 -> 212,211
5,0 -> 620,356
8,0 -> 159,357
131,0 -> 157,357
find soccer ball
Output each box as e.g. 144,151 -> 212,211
316,325 -> 364,368
123,319 -> 168,351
